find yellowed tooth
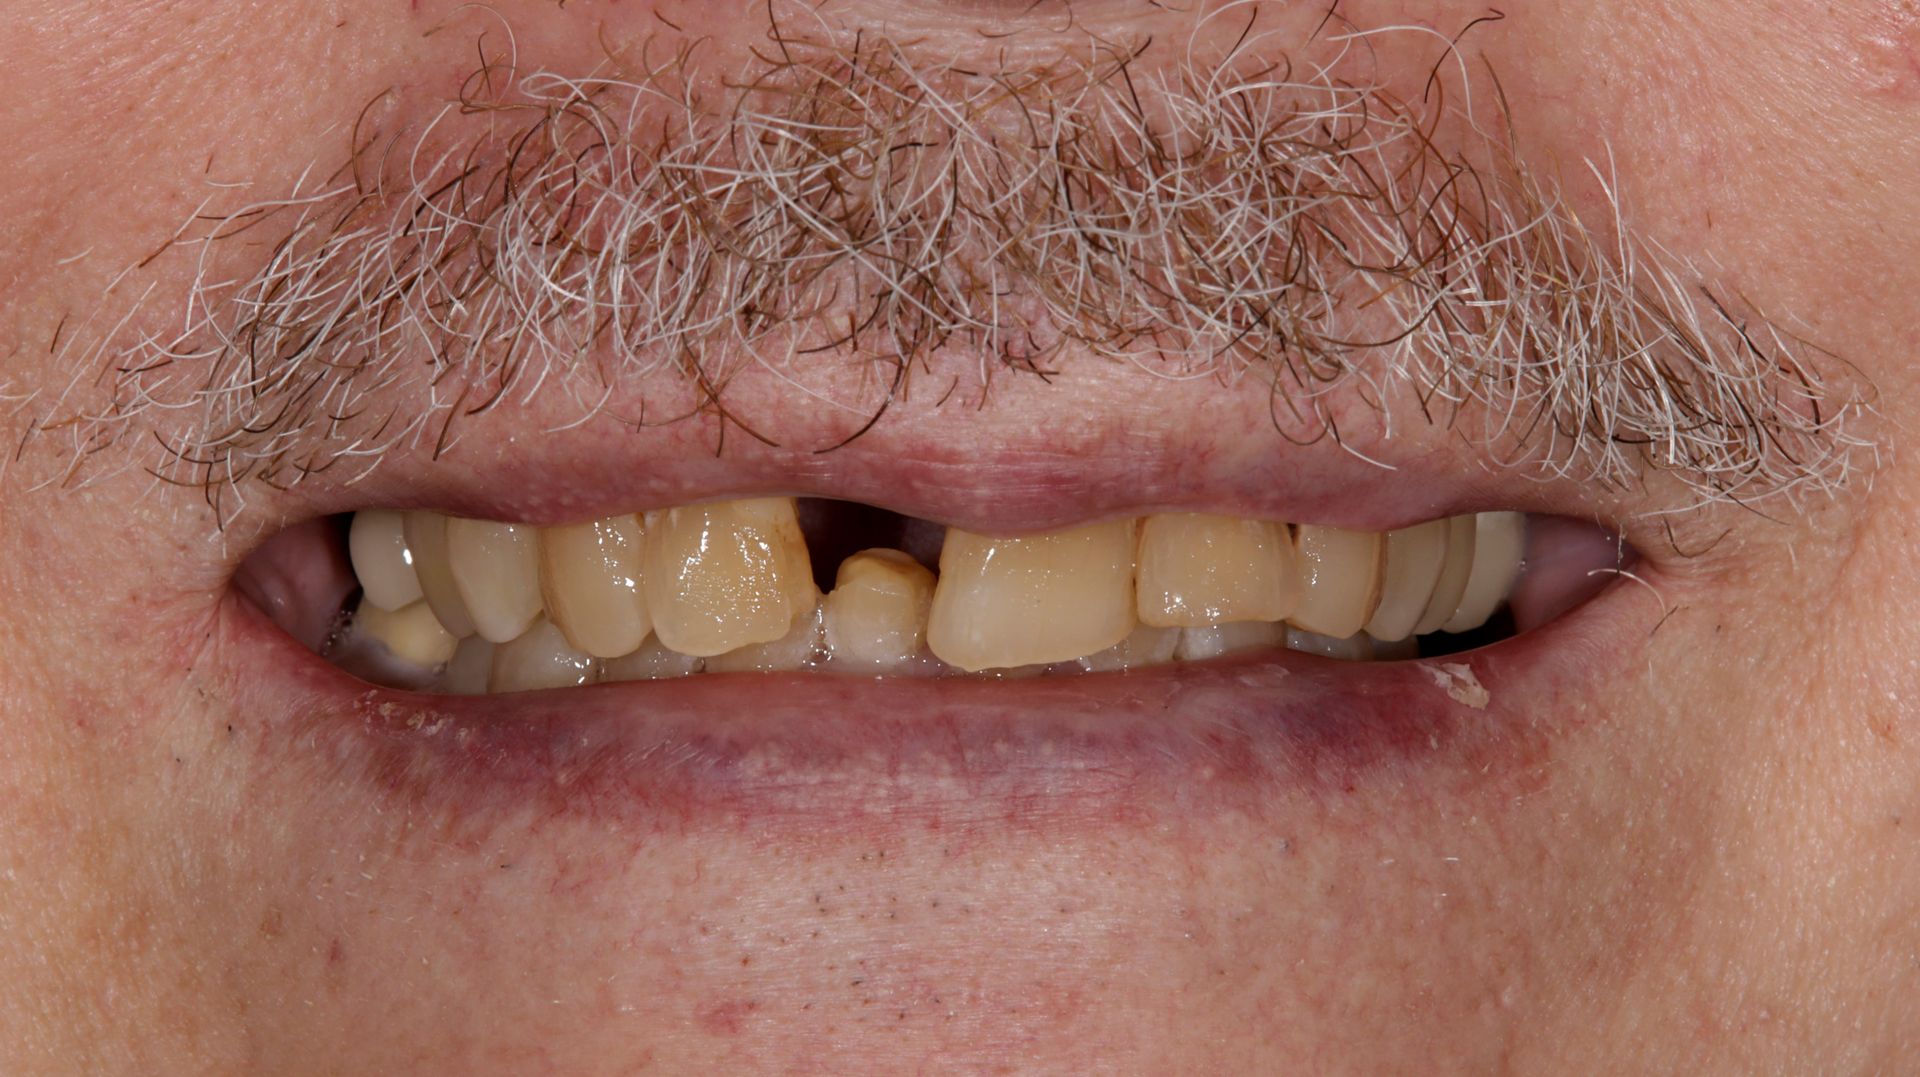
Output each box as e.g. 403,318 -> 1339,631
1077,623 -> 1181,672
1412,515 -> 1479,636
352,597 -> 459,668
1174,620 -> 1286,662
821,549 -> 937,673
445,518 -> 544,644
1135,513 -> 1298,628
348,510 -> 424,612
926,520 -> 1138,672
1442,512 -> 1528,633
488,618 -> 598,692
1287,525 -> 1384,639
442,635 -> 495,695
642,497 -> 818,658
540,515 -> 651,658
1285,627 -> 1376,662
1363,519 -> 1450,643
402,511 -> 478,639
601,637 -> 704,682
707,605 -> 824,673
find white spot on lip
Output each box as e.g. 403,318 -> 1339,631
1423,661 -> 1489,709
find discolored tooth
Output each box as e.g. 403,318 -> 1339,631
349,510 -> 424,612
1285,627 -> 1376,662
926,520 -> 1138,672
352,598 -> 460,668
707,605 -> 824,673
601,637 -> 703,682
540,515 -> 652,658
1175,620 -> 1285,662
442,635 -> 496,695
820,549 -> 937,673
1288,525 -> 1384,639
1363,520 -> 1451,643
1135,513 -> 1298,628
1371,636 -> 1420,662
402,511 -> 477,638
1078,624 -> 1181,672
1442,512 -> 1528,633
446,518 -> 545,644
488,618 -> 598,692
642,497 -> 818,658
1412,515 -> 1478,636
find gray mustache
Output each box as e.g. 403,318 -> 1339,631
36,24 -> 1870,509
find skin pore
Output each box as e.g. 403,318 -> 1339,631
1,0 -> 1918,1072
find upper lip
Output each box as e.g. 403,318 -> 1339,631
240,365 -> 1641,547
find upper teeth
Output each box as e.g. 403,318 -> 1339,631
641,498 -> 819,659
926,519 -> 1140,673
340,500 -> 1529,691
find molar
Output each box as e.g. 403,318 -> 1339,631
642,498 -> 819,658
540,515 -> 652,658
1134,513 -> 1298,628
926,520 -> 1139,672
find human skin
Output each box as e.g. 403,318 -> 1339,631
1,0 -> 1918,1072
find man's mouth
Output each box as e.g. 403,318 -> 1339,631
223,478 -> 1633,828
242,496 -> 1618,694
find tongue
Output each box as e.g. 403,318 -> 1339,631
1507,516 -> 1631,634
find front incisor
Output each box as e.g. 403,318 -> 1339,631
1135,513 -> 1298,627
642,497 -> 818,658
927,519 -> 1138,672
540,515 -> 652,658
1288,525 -> 1384,639
821,549 -> 937,672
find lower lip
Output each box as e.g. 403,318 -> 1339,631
226,597 -> 1583,837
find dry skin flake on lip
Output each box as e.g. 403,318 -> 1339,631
318,498 -> 1541,693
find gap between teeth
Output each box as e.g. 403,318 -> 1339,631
334,501 -> 1525,694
